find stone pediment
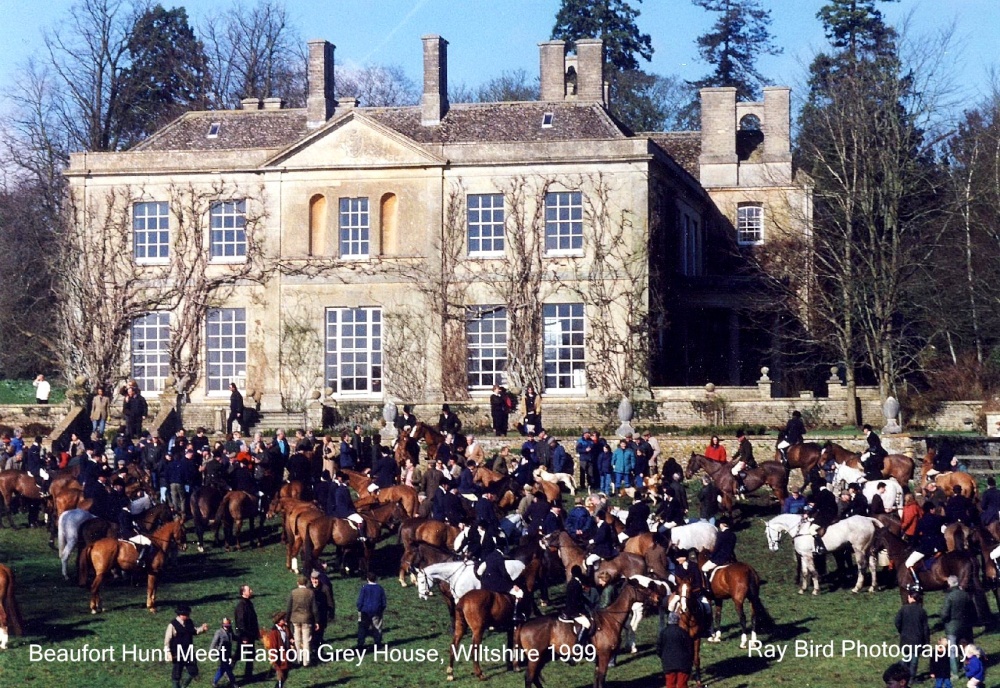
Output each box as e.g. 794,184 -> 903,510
265,113 -> 443,169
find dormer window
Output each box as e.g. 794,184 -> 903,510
542,112 -> 554,128
207,122 -> 221,139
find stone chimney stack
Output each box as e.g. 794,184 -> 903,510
762,87 -> 792,164
421,35 -> 449,126
575,38 -> 605,104
699,87 -> 738,187
539,40 -> 567,101
306,39 -> 335,128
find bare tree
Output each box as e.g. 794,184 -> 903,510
278,301 -> 324,426
381,311 -> 431,400
336,64 -> 418,107
202,0 -> 305,108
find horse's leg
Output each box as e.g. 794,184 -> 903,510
90,570 -> 105,614
447,606 -> 466,681
736,596 -> 749,648
851,547 -> 864,593
233,517 -> 242,551
195,516 -> 206,553
710,601 -> 722,642
593,649 -> 610,688
470,625 -> 486,680
146,573 -> 157,613
693,637 -> 702,687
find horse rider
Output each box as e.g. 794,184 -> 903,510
904,504 -> 947,590
464,522 -> 496,561
476,542 -> 527,623
435,480 -> 467,526
559,565 -> 593,644
200,449 -> 228,492
700,517 -> 736,582
860,424 -> 887,481
944,485 -> 976,526
777,410 -> 806,467
845,483 -> 869,517
654,490 -> 684,531
624,494 -> 652,539
111,478 -> 152,567
438,404 -> 463,436
585,509 -> 619,577
670,550 -> 712,619
927,438 -> 958,480
732,430 -> 757,494
475,492 -> 502,540
331,473 -> 367,540
394,405 -> 417,432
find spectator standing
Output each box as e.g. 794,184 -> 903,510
489,385 -> 511,436
356,572 -> 387,650
90,387 -> 111,436
234,584 -> 260,685
33,374 -> 51,404
576,431 -> 596,492
209,617 -> 237,688
285,576 -> 319,667
228,383 -> 245,435
597,443 -> 614,495
164,604 -> 209,688
658,611 -> 694,688
928,636 -> 952,688
309,569 -> 336,659
895,590 -> 930,682
940,575 -> 974,678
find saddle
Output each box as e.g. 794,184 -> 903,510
707,564 -> 729,583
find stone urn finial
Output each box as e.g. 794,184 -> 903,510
759,367 -> 771,383
705,382 -> 716,394
616,396 -> 635,438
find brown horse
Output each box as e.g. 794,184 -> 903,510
190,485 -> 227,552
407,422 -> 445,463
341,469 -> 373,495
622,533 -> 672,579
78,518 -> 187,614
0,470 -> 44,527
447,590 -> 516,682
515,577 -> 663,688
919,450 -> 979,500
301,501 -> 406,575
773,442 -> 823,482
269,497 -> 323,572
0,564 -> 24,649
821,442 -> 915,486
375,484 -> 419,517
398,517 -> 462,586
542,530 -> 589,581
684,454 -> 788,513
508,532 -> 562,610
701,556 -> 773,647
533,479 -> 561,504
214,490 -> 260,551
667,582 -> 710,686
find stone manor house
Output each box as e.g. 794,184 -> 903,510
65,34 -> 812,423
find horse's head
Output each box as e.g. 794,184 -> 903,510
415,566 -> 434,600
684,455 -> 699,479
409,423 -> 422,439
627,576 -> 663,608
764,520 -> 782,552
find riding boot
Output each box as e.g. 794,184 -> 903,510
907,568 -> 921,591
814,535 -> 826,555
779,449 -> 788,468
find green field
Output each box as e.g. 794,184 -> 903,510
0,379 -> 65,405
0,492 -> 996,688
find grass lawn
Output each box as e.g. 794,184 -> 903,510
0,379 -> 65,405
0,489 -> 996,687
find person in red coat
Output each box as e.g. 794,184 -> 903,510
704,436 -> 727,463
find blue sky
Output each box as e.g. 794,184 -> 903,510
0,0 -> 997,109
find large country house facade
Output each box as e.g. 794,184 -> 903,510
65,34 -> 811,417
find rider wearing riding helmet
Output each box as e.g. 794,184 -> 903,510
777,410 -> 806,467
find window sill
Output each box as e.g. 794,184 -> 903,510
736,241 -> 764,247
467,252 -> 505,260
541,388 -> 587,396
209,256 -> 248,264
135,258 -> 170,266
545,250 -> 584,258
338,255 -> 370,262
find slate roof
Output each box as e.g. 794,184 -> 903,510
135,110 -> 309,152
646,132 -> 701,178
134,101 -> 627,152
364,102 -> 627,144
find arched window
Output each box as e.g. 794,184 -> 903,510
380,193 -> 398,255
309,194 -> 327,256
737,114 -> 764,161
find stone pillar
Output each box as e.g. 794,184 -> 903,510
826,367 -> 845,399
757,367 -> 772,399
306,40 -> 335,128
421,35 -> 449,126
539,41 -> 567,101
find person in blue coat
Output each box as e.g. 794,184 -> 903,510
597,444 -> 614,494
565,499 -> 595,542
549,439 -> 571,475
331,474 -> 366,538
586,510 -> 618,573
458,460 -> 479,496
611,439 -> 635,494
576,431 -> 596,491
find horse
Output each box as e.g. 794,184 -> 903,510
46,484 -> 92,548
919,449 -> 979,501
830,464 -> 905,512
542,530 -> 588,582
515,576 -> 663,688
665,581 -> 710,685
407,422 -> 445,463
190,485 -> 227,552
700,555 -> 772,647
300,501 -> 406,575
134,502 -> 173,533
821,441 -> 914,487
416,559 -> 526,604
0,564 -> 24,649
375,484 -> 419,517
0,470 -> 44,528
533,479 -> 562,504
78,518 -> 187,614
448,589 -> 517,682
508,531 -> 563,611
532,467 -> 576,493
765,514 -> 882,595
268,497 -> 322,572
873,527 -> 990,616
684,454 -> 788,512
341,469 -> 373,495
214,490 -> 261,551
594,552 -> 650,587
398,518 -> 462,586
56,508 -> 116,581
773,442 -> 824,482
622,533 -> 673,579
670,522 -> 719,553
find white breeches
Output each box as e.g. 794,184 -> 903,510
904,551 -> 924,569
347,513 -> 365,527
701,561 -> 717,573
777,440 -> 790,450
128,535 -> 151,546
731,462 -> 744,476
585,553 -> 601,568
574,615 -> 590,628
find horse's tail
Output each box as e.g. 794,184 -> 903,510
302,522 -> 316,572
78,542 -> 94,588
213,493 -> 230,526
749,569 -> 775,631
57,510 -> 69,555
2,569 -> 23,636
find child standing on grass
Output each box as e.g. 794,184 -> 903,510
356,572 -> 386,651
964,643 -> 985,688
929,636 -> 952,688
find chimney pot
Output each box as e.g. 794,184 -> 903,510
262,97 -> 284,110
241,97 -> 261,110
574,38 -> 605,104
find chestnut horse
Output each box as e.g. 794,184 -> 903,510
447,590 -> 517,682
594,552 -> 649,588
622,533 -> 672,579
773,442 -> 824,482
406,422 -> 445,463
190,485 -> 226,552
397,517 -> 461,586
0,470 -> 44,527
699,555 -> 773,647
542,530 -> 589,581
684,454 -> 788,513
300,501 -> 407,575
268,497 -> 323,572
821,442 -> 915,487
666,582 -> 710,686
78,518 -> 187,614
919,449 -> 979,500
214,490 -> 261,551
0,564 -> 24,649
375,484 -> 419,517
515,577 -> 663,688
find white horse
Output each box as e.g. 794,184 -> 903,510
833,465 -> 904,513
533,467 -> 576,492
670,522 -> 718,553
57,508 -> 97,580
416,559 -> 527,602
621,574 -> 670,653
765,514 -> 882,595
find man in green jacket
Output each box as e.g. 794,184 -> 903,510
940,575 -> 974,678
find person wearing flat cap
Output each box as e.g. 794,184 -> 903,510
164,604 -> 209,688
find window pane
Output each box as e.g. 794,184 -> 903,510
133,201 -> 170,261
131,312 -> 170,392
205,308 -> 247,392
544,192 -> 584,254
338,197 -> 370,257
467,194 -> 504,254
210,200 -> 247,258
542,303 -> 585,391
326,307 -> 382,395
466,306 -> 507,389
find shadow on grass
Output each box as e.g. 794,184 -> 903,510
32,618 -> 103,642
702,654 -> 770,685
766,614 -> 818,641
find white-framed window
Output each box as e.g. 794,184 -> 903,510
737,203 -> 764,245
326,307 -> 382,395
543,303 -> 585,391
680,213 -> 703,276
133,201 -> 170,263
131,312 -> 170,393
466,306 -> 507,389
467,194 -> 505,256
206,308 -> 247,393
544,191 -> 583,254
339,197 -> 370,258
210,200 -> 247,259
